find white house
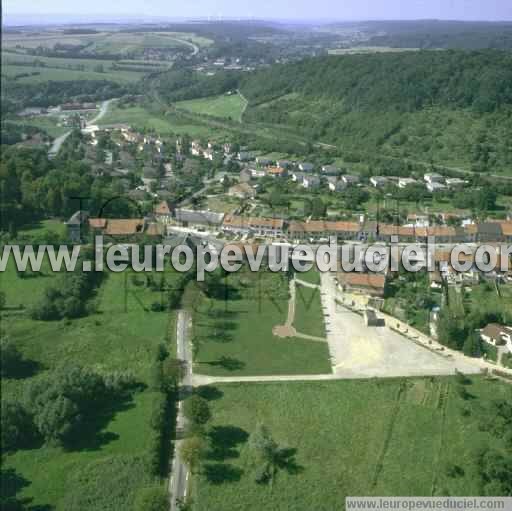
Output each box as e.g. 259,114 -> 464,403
327,176 -> 345,192
398,177 -> 419,188
291,171 -> 306,183
342,174 -> 360,186
203,148 -> 215,161
321,165 -> 340,174
298,162 -> 314,172
250,168 -> 266,178
256,157 -> 272,166
424,172 -> 445,184
445,178 -> 466,189
427,182 -> 447,193
191,140 -> 203,156
480,324 -> 512,353
303,175 -> 320,189
370,176 -> 388,188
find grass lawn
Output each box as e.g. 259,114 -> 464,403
1,265 -> 180,509
190,268 -> 331,376
293,284 -> 326,338
18,219 -> 67,239
448,282 -> 512,325
7,116 -> 69,138
176,93 -> 247,122
99,105 -> 228,139
294,266 -> 320,286
191,376 -> 510,511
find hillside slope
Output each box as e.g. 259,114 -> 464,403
239,51 -> 512,175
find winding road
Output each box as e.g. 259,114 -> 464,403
48,98 -> 115,158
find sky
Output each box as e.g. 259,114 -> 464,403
4,0 -> 512,22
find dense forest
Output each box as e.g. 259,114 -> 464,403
148,68 -> 239,103
239,51 -> 512,113
0,132 -> 141,234
1,79 -> 132,113
234,50 -> 512,174
360,20 -> 512,50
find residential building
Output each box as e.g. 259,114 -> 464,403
256,157 -> 272,166
336,272 -> 387,297
291,171 -> 306,183
249,168 -> 266,178
191,140 -> 202,156
370,176 -> 388,188
276,160 -> 292,169
480,324 -> 512,352
239,168 -> 252,183
155,201 -> 174,224
398,177 -> 419,188
222,215 -> 285,238
303,175 -> 320,189
321,165 -> 340,175
298,162 -> 314,172
266,166 -> 287,178
342,174 -> 360,186
445,178 -> 466,189
237,151 -> 252,162
424,172 -> 445,184
174,209 -> 225,229
427,182 -> 447,193
327,176 -> 345,192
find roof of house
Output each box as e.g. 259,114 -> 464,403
105,219 -> 144,236
155,201 -> 172,215
337,272 -> 386,290
145,222 -> 165,236
89,218 -> 107,229
223,215 -> 284,230
378,224 -> 416,237
415,226 -> 459,238
267,166 -> 286,175
288,221 -> 360,234
481,323 -> 512,341
175,209 -> 225,226
249,217 -> 284,229
500,221 -> 512,236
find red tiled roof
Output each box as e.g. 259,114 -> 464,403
105,219 -> 144,236
89,218 -> 107,229
338,272 -> 386,290
155,201 -> 172,215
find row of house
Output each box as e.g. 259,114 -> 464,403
219,214 -> 512,244
369,173 -> 467,192
66,212 -> 164,242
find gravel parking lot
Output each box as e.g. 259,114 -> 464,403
319,272 -> 481,378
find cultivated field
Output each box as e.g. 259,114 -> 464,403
191,376 -> 510,510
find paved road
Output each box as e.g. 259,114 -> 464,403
88,98 -> 115,125
48,131 -> 72,159
48,98 -> 114,158
169,310 -> 192,511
